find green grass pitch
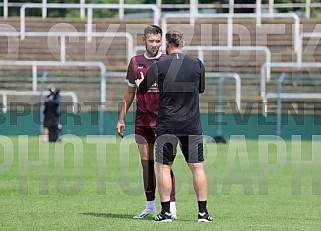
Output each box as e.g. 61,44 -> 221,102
0,135 -> 320,230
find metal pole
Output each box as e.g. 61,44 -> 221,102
227,15 -> 233,48
40,72 -> 48,135
99,72 -> 106,135
2,93 -> 7,113
256,0 -> 262,26
228,0 -> 234,47
156,0 -> 162,20
60,35 -> 66,63
119,0 -> 124,19
3,0 -> 8,18
20,6 -> 25,40
216,75 -> 224,137
87,6 -> 93,42
80,0 -> 85,19
229,0 -> 234,13
42,0 -> 47,19
305,0 -> 311,18
276,73 -> 286,136
190,0 -> 197,25
268,0 -> 274,14
32,64 -> 37,92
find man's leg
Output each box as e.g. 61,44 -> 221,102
157,163 -> 172,203
152,162 -> 173,222
188,163 -> 207,201
139,143 -> 176,219
153,134 -> 178,222
181,135 -> 212,222
188,162 -> 213,222
42,127 -> 49,142
133,143 -> 157,218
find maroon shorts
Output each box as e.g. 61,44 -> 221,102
135,126 -> 156,144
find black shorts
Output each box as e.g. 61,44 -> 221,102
155,134 -> 204,165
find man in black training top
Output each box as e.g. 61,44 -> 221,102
136,28 -> 213,222
43,85 -> 61,142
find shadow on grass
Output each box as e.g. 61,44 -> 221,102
80,212 -> 193,222
80,212 -> 134,220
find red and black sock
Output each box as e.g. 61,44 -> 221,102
141,160 -> 156,201
170,169 -> 176,202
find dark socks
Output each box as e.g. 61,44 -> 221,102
198,201 -> 208,213
161,201 -> 170,214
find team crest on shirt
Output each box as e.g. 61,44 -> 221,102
147,82 -> 159,92
136,64 -> 148,79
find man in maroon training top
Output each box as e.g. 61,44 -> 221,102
116,25 -> 176,219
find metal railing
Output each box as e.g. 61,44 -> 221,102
2,0 -> 321,19
1,31 -> 133,65
206,72 -> 241,110
274,72 -> 321,136
86,4 -> 160,41
298,32 -> 321,65
207,72 -> 241,141
161,12 -> 300,59
260,62 -> 321,116
105,71 -> 241,111
134,45 -> 271,81
20,3 -> 159,42
0,90 -> 78,114
0,60 -> 107,135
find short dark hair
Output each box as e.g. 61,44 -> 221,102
144,25 -> 163,36
166,29 -> 184,48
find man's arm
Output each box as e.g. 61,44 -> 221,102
116,86 -> 136,138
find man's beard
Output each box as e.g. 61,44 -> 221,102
146,45 -> 158,57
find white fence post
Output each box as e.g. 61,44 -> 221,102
42,0 -> 47,19
229,0 -> 234,14
306,0 -> 311,19
269,0 -> 274,14
60,35 -> 66,63
119,0 -> 124,19
20,6 -> 25,40
3,0 -> 8,18
190,0 -> 198,26
32,64 -> 37,92
87,6 -> 93,42
256,0 -> 262,26
156,0 -> 162,20
80,0 -> 85,19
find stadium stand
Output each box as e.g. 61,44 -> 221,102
1,3 -> 321,116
